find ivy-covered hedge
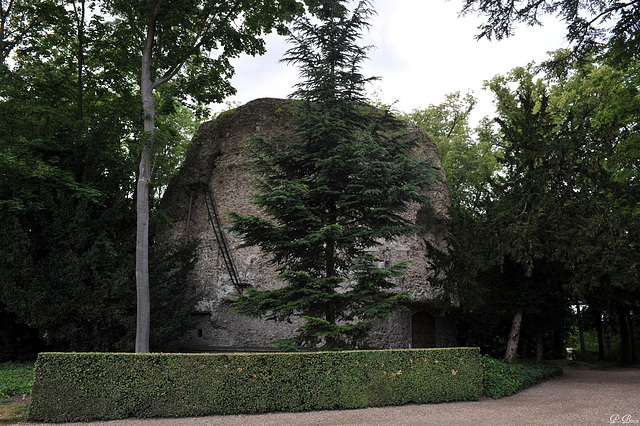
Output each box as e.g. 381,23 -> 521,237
30,348 -> 481,422
481,355 -> 563,399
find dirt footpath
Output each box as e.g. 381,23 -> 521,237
24,366 -> 640,426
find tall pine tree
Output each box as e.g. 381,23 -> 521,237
230,0 -> 436,350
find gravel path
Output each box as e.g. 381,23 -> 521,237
23,365 -> 640,426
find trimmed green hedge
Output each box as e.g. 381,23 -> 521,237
29,348 -> 481,422
481,355 -> 563,399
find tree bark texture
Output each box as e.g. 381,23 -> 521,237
75,0 -> 85,155
618,307 -> 631,365
504,309 -> 523,364
596,312 -> 606,361
629,312 -> 637,365
536,333 -> 544,362
577,303 -> 586,360
135,12 -> 158,354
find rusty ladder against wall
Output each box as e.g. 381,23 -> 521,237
185,181 -> 249,294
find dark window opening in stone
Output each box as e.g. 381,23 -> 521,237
197,329 -> 203,338
412,311 -> 436,348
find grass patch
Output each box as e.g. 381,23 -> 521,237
0,362 -> 34,399
0,362 -> 34,424
481,355 -> 563,399
0,402 -> 29,424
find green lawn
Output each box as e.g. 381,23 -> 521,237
0,362 -> 34,424
0,362 -> 34,399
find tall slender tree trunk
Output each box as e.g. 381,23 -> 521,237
553,329 -> 564,359
629,312 -> 637,365
536,333 -> 544,362
618,307 -> 631,365
504,309 -> 523,364
596,312 -> 606,361
576,303 -> 586,360
135,17 -> 157,354
323,206 -> 338,349
75,0 -> 85,156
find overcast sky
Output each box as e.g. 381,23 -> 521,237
215,0 -> 569,125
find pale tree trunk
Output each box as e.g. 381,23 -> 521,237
596,312 -> 606,361
628,313 -> 637,365
504,309 -> 523,364
135,131 -> 152,353
135,12 -> 158,354
618,307 -> 631,364
576,303 -> 586,360
74,0 -> 85,155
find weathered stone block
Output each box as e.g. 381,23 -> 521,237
160,98 -> 456,350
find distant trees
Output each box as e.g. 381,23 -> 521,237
403,92 -> 498,212
230,0 -> 436,350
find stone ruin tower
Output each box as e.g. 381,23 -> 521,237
159,98 -> 457,351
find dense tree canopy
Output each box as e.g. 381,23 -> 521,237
451,0 -> 639,364
419,52 -> 639,363
0,0 -> 199,359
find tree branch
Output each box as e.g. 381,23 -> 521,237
586,0 -> 639,28
124,5 -> 145,44
144,0 -> 163,56
152,3 -> 242,89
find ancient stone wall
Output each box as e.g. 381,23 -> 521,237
160,98 -> 456,351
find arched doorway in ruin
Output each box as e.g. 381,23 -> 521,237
412,311 -> 436,348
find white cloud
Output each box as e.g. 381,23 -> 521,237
216,0 -> 568,124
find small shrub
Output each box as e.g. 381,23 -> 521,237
481,355 -> 562,399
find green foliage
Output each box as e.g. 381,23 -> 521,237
480,355 -> 562,399
0,362 -> 34,399
461,0 -> 639,60
0,211 -> 199,353
402,92 -> 500,213
567,326 -> 622,363
104,0 -> 307,107
29,348 -> 482,422
0,0 -> 203,357
230,0 -> 436,350
152,88 -> 201,202
428,52 -> 640,362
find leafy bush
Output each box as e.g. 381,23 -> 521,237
30,348 -> 482,422
481,355 -> 562,399
0,362 -> 34,399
